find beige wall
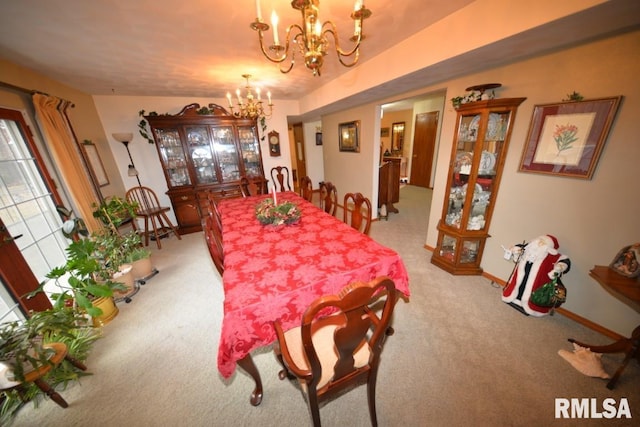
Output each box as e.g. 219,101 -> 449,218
319,30 -> 640,336
381,110 -> 412,155
0,60 -> 125,199
426,31 -> 640,335
323,104 -> 379,208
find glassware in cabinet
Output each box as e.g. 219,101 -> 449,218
432,97 -> 526,275
156,128 -> 191,187
211,126 -> 240,182
186,126 -> 217,184
238,126 -> 261,177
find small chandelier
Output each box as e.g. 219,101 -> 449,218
250,0 -> 372,76
225,74 -> 273,120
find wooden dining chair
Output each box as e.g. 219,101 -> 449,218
201,192 -> 224,274
274,276 -> 397,427
203,210 -> 224,275
299,176 -> 313,202
270,166 -> 292,192
240,176 -> 268,197
125,186 -> 181,249
343,192 -> 373,235
319,181 -> 338,216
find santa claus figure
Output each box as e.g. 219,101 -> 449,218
502,235 -> 570,316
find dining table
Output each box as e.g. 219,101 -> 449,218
217,191 -> 410,405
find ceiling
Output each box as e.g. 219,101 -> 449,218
0,0 -> 474,100
1,1 -> 639,120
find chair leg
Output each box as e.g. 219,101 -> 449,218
33,378 -> 68,408
367,373 -> 379,427
160,212 -> 181,241
307,392 -> 322,427
64,354 -> 87,371
149,215 -> 163,249
143,216 -> 151,247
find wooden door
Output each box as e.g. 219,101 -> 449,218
291,123 -> 307,190
409,111 -> 439,188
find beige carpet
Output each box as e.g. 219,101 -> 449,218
11,185 -> 639,426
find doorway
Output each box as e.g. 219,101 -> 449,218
0,107 -> 66,317
290,123 -> 307,191
410,111 -> 439,188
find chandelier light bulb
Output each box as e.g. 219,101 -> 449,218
251,0 -> 371,76
226,74 -> 273,120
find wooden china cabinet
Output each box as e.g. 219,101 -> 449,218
431,97 -> 526,275
145,103 -> 265,234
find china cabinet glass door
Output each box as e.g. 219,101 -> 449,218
238,126 -> 261,177
156,128 -> 191,187
211,126 -> 240,182
186,126 -> 217,184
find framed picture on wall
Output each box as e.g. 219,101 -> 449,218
338,121 -> 360,152
79,140 -> 109,187
518,96 -> 622,179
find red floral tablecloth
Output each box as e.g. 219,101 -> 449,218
217,192 -> 410,378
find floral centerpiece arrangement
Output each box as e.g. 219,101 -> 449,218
255,198 -> 301,226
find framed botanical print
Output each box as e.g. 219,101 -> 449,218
518,96 -> 622,179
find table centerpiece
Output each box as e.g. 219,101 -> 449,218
255,198 -> 301,226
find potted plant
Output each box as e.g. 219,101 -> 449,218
0,308 -> 100,422
0,308 -> 88,383
92,196 -> 138,230
126,245 -> 156,281
33,237 -> 126,326
91,230 -> 139,298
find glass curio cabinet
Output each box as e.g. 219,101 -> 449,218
146,103 -> 265,234
431,97 -> 526,275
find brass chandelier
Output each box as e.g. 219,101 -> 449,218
250,0 -> 372,76
225,74 -> 273,120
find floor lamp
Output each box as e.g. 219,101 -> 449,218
112,132 -> 142,188
111,132 -> 146,303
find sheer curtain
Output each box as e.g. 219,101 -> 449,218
32,93 -> 102,233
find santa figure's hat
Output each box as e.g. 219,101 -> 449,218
543,234 -> 559,255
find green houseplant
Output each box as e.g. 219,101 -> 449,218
92,196 -> 138,230
34,237 -> 126,319
0,308 -> 99,423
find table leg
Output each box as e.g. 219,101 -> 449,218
237,353 -> 263,406
568,325 -> 640,390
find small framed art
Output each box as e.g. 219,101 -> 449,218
339,121 -> 360,153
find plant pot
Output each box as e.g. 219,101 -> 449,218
112,264 -> 134,296
91,297 -> 119,327
130,256 -> 154,280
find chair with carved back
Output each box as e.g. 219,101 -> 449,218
240,176 -> 268,197
299,176 -> 314,202
319,181 -> 338,217
274,276 -> 397,427
125,186 -> 181,249
343,192 -> 373,235
202,208 -> 224,275
270,166 -> 292,192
